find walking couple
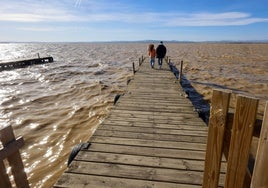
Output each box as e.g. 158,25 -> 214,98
148,41 -> 167,69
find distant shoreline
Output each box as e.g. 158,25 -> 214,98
1,40 -> 268,44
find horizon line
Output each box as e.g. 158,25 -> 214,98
1,39 -> 268,44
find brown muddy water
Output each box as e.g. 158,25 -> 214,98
0,42 -> 267,187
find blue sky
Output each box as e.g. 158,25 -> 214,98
1,0 -> 268,42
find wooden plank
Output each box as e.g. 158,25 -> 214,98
67,161 -> 205,185
75,151 -> 208,171
251,101 -> 268,187
107,111 -> 202,121
54,173 -> 201,188
113,109 -> 197,116
0,126 -> 29,188
93,129 -> 208,143
115,100 -> 193,107
203,89 -> 231,188
98,124 -> 208,136
91,136 -> 207,151
224,96 -> 258,188
113,106 -> 197,113
113,107 -> 197,114
117,98 -> 184,103
103,119 -> 206,127
105,116 -> 202,125
86,143 -> 206,160
106,113 -> 203,123
118,95 -> 187,101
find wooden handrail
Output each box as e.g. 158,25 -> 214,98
251,102 -> 268,187
224,95 -> 258,188
203,89 -> 267,188
202,89 -> 231,188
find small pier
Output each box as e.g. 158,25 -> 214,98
54,58 -> 215,187
0,56 -> 267,187
0,56 -> 53,71
54,57 -> 268,188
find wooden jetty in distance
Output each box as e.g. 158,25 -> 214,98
0,56 -> 53,71
54,57 -> 217,187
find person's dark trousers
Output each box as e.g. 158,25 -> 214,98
158,58 -> 163,69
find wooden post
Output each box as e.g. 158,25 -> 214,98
224,95 -> 258,188
179,60 -> 183,82
0,126 -> 29,188
202,89 -> 231,188
0,161 -> 12,188
140,56 -> 144,65
37,53 -> 40,58
251,101 -> 268,188
139,58 -> 141,66
132,62 -> 135,74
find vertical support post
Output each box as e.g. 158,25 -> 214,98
202,89 -> 231,188
0,161 -> 12,188
37,53 -> 40,58
251,101 -> 268,187
132,62 -> 135,74
0,126 -> 29,188
225,96 -> 258,188
139,58 -> 141,66
179,60 -> 183,83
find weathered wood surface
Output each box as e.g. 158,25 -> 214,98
224,96 -> 258,188
0,126 -> 29,188
203,90 -> 231,188
54,59 -> 225,187
251,102 -> 268,187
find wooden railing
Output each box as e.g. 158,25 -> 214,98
0,126 -> 29,188
203,89 -> 268,188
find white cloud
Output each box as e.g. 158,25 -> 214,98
0,13 -> 82,22
0,1 -> 83,22
165,12 -> 268,26
0,1 -> 267,26
18,26 -> 58,32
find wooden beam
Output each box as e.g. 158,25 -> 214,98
0,161 -> 12,188
224,95 -> 258,188
179,60 -> 183,82
0,136 -> 24,161
202,89 -> 231,188
251,101 -> 268,187
132,62 -> 136,74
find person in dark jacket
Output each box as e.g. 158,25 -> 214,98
156,41 -> 167,69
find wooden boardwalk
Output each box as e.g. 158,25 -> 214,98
54,59 -> 222,187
